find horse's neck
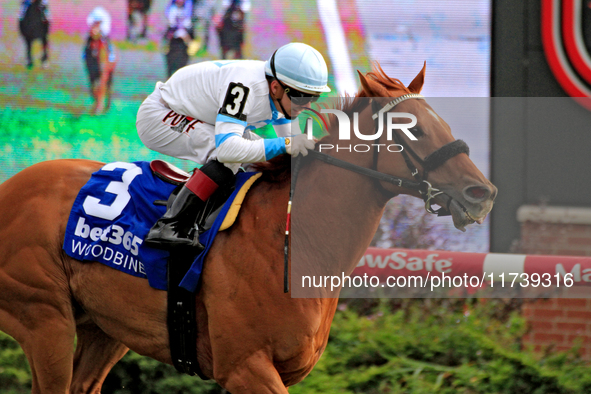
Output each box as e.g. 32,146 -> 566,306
291,152 -> 387,281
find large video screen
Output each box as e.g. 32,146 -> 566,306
0,0 -> 491,251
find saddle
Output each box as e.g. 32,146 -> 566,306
150,159 -> 257,231
150,159 -> 190,185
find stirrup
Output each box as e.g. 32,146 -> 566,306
145,222 -> 204,250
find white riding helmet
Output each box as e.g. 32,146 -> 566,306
265,43 -> 331,94
87,7 -> 112,37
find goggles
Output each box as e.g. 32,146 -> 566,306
283,87 -> 320,104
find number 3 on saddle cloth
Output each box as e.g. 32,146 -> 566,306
62,161 -> 261,292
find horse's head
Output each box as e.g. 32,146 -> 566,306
353,63 -> 497,231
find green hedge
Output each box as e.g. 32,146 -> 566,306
2,301 -> 590,393
289,301 -> 591,394
0,331 -> 31,394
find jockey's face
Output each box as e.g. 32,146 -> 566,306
283,89 -> 312,117
270,80 -> 314,118
90,22 -> 102,39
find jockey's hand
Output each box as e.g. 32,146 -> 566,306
285,134 -> 315,157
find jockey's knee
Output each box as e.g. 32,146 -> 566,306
199,160 -> 235,187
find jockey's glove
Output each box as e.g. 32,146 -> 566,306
285,134 -> 315,157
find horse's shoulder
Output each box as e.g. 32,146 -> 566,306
4,160 -> 103,197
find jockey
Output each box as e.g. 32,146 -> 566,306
83,7 -> 117,114
164,0 -> 194,77
138,42 -> 331,249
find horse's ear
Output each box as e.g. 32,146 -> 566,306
357,70 -> 374,95
407,61 -> 426,93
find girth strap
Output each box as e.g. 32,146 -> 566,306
167,246 -> 209,379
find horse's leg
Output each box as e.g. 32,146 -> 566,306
105,74 -> 113,112
94,72 -> 108,114
71,322 -> 129,393
25,37 -> 33,68
141,12 -> 148,38
166,49 -> 174,78
90,82 -> 98,114
41,34 -> 49,67
0,252 -> 77,393
15,304 -> 77,393
0,309 -> 75,394
214,351 -> 289,394
126,9 -> 133,41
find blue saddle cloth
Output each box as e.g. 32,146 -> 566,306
63,161 -> 258,292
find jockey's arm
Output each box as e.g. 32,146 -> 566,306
215,119 -> 286,164
272,122 -> 292,138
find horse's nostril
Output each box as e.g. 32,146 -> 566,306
465,186 -> 489,201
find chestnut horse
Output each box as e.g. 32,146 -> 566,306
0,64 -> 496,393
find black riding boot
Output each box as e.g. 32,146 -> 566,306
144,160 -> 235,250
144,184 -> 203,248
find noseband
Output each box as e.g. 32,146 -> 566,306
306,94 -> 470,216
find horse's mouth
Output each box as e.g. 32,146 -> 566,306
447,199 -> 487,232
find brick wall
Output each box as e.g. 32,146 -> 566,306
518,205 -> 591,358
520,222 -> 591,257
522,297 -> 591,357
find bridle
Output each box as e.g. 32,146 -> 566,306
284,94 -> 470,292
305,94 -> 470,216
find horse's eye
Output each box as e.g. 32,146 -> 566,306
409,126 -> 425,139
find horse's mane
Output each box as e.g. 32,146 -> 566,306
358,62 -> 411,98
327,62 -> 411,135
252,154 -> 293,183
253,62 -> 411,181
